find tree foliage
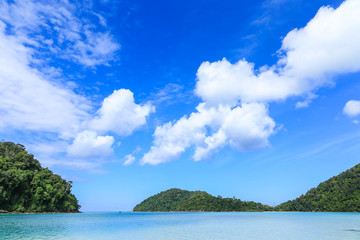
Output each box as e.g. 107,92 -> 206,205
134,163 -> 360,212
275,163 -> 360,212
0,142 -> 80,212
133,188 -> 273,212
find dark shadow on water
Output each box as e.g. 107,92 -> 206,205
346,229 -> 360,232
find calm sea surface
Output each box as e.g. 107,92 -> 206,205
1,212 -> 360,240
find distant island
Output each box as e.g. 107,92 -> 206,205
134,163 -> 360,212
0,142 -> 80,213
2,141 -> 360,213
133,188 -> 272,212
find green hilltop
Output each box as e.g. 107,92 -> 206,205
133,188 -> 272,212
0,142 -> 80,213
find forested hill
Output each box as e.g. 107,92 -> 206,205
133,188 -> 273,212
0,142 -> 80,213
276,163 -> 360,212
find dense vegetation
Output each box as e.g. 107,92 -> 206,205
276,163 -> 360,212
0,142 -> 80,213
133,188 -> 273,212
135,163 -> 360,212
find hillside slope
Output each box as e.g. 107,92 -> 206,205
0,142 -> 80,213
276,163 -> 360,212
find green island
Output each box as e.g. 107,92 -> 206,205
133,188 -> 272,212
1,141 -> 360,213
0,142 -> 80,213
134,163 -> 360,212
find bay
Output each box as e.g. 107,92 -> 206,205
1,212 -> 360,240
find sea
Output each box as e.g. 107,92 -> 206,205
1,212 -> 360,240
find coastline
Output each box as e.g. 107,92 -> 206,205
132,210 -> 360,213
0,210 -> 81,215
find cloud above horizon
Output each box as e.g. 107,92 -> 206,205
0,0 -> 152,170
142,103 -> 275,165
90,89 -> 155,136
0,0 -> 120,67
2,0 -> 360,170
67,130 -> 115,158
66,89 -> 154,159
195,0 -> 360,106
142,0 -> 360,165
343,100 -> 360,117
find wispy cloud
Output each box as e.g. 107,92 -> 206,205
0,21 -> 91,137
123,154 -> 136,166
148,83 -> 195,106
279,132 -> 360,163
0,0 -> 151,172
295,93 -> 318,109
0,0 -> 120,67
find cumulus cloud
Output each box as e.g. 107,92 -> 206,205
142,0 -> 360,165
196,0 -> 360,105
68,131 -> 115,158
141,103 -> 275,165
343,100 -> 360,117
90,89 -> 154,136
221,104 -> 275,151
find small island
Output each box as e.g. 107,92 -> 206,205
133,188 -> 272,212
134,163 -> 360,212
0,142 -> 80,213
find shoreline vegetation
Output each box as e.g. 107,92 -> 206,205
0,142 -> 80,213
1,141 -> 360,214
134,163 -> 360,212
0,210 -> 81,215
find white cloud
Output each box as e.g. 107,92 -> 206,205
0,0 -> 120,137
141,103 -> 275,165
343,100 -> 360,117
68,131 -> 115,158
193,130 -> 227,162
196,0 -> 360,106
143,0 -> 360,165
222,104 -> 275,151
281,0 -> 360,78
0,21 -> 90,137
149,83 -> 187,106
123,154 -> 136,166
90,89 -> 154,136
0,1 -> 151,170
295,93 -> 317,109
0,0 -> 120,67
68,31 -> 119,66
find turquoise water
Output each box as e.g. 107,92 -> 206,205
1,212 -> 360,239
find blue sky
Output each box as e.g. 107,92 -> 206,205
1,0 -> 360,211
